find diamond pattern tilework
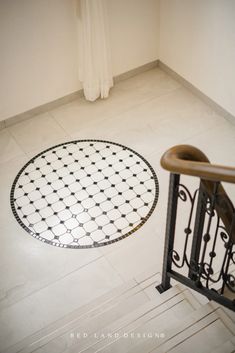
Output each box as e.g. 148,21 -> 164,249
11,140 -> 159,248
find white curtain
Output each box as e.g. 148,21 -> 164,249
77,0 -> 113,101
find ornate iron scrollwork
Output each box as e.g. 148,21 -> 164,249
169,184 -> 198,269
169,179 -> 235,306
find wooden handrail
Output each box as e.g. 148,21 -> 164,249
160,145 -> 235,184
161,145 -> 235,243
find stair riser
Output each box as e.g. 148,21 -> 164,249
80,292 -> 195,353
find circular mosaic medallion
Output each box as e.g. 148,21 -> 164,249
11,140 -> 159,248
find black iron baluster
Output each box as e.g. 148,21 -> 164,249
197,182 -> 219,285
205,213 -> 220,289
156,173 -> 180,293
221,212 -> 235,295
170,185 -> 198,269
188,181 -> 207,280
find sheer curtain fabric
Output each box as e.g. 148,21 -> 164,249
77,0 -> 113,101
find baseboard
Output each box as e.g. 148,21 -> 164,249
114,60 -> 159,83
158,60 -> 235,125
2,90 -> 84,129
3,59 -> 233,130
0,60 -> 159,130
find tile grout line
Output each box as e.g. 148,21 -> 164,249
47,111 -> 71,139
3,127 -> 27,160
48,72 -> 183,140
8,117 -> 70,156
73,84 -> 183,140
0,253 -> 105,312
180,118 -> 234,150
145,116 -> 231,162
101,251 -> 129,286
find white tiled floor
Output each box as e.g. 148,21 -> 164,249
0,67 -> 235,351
8,113 -> 68,153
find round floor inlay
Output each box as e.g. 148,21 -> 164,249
11,140 -> 159,248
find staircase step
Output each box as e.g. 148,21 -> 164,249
134,265 -> 159,284
32,287 -> 149,353
96,303 -> 219,353
158,308 -> 235,353
5,264 -> 235,353
210,301 -> 235,324
34,285 -> 193,353
212,337 -> 235,353
74,287 -> 201,353
36,285 -> 186,353
176,282 -> 209,306
130,305 -> 235,353
31,275 -> 209,353
4,273 -> 163,353
4,279 -> 143,353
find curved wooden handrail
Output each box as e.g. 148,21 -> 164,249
160,145 -> 235,184
161,145 -> 235,243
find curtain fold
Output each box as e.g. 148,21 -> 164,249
77,0 -> 113,102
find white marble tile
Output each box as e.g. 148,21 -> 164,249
184,119 -> 235,166
0,155 -> 29,225
169,319 -> 232,353
114,67 -> 181,99
103,219 -> 164,281
0,221 -> 103,310
50,68 -> 181,137
184,120 -> 235,200
25,137 -> 73,160
69,106 -> 161,157
0,129 -> 25,164
70,86 -> 226,159
140,89 -> 225,157
0,257 -> 123,351
8,113 -> 68,153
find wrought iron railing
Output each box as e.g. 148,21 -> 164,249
157,145 -> 235,311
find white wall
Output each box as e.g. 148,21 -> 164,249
0,0 -> 80,121
108,0 -> 159,76
159,0 -> 235,117
0,0 -> 159,121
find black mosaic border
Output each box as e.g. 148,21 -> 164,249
10,139 -> 159,249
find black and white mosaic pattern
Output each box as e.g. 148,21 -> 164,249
11,140 -> 159,248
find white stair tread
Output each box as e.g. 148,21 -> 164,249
3,273 -> 163,353
144,307 -> 235,353
35,285 -> 194,353
32,289 -> 148,353
4,265 -> 235,353
97,303 -> 234,353
4,279 -> 141,353
77,288 -> 202,353
36,288 -> 184,353
212,339 -> 235,353
165,316 -> 234,353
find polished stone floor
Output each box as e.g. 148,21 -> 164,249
0,67 -> 235,351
